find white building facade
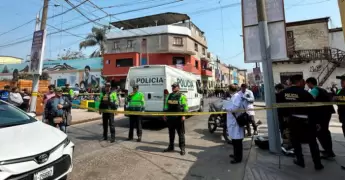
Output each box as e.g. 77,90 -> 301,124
272,17 -> 345,89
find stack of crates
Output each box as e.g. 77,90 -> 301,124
80,100 -> 94,109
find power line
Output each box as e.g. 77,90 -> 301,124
0,0 -> 89,39
64,0 -> 105,27
0,19 -> 35,37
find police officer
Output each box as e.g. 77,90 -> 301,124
99,82 -> 118,143
163,83 -> 188,156
63,83 -> 74,101
277,75 -> 323,170
127,84 -> 145,142
335,74 -> 345,138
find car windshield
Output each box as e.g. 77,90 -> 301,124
0,101 -> 36,128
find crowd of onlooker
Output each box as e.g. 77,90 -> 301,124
0,85 -> 31,111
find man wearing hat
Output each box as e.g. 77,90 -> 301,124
44,87 -> 71,133
63,83 -> 74,101
163,82 -> 189,156
126,84 -> 145,142
99,82 -> 118,143
335,74 -> 345,138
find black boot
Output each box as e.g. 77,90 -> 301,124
163,146 -> 174,152
127,137 -> 133,141
137,137 -> 142,142
110,138 -> 115,143
315,163 -> 324,171
293,159 -> 305,168
103,136 -> 108,141
180,149 -> 186,156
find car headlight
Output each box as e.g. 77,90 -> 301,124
63,138 -> 71,148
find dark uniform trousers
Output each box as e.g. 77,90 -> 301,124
288,116 -> 322,165
167,116 -> 185,149
129,115 -> 142,138
316,113 -> 334,154
232,139 -> 243,162
102,113 -> 115,139
340,113 -> 345,138
246,115 -> 257,134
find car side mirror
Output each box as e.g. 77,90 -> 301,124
27,112 -> 36,118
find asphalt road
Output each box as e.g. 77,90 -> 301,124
67,97 -> 251,180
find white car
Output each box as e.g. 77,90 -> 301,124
0,100 -> 74,180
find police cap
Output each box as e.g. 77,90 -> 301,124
172,82 -> 180,88
132,84 -> 139,89
336,74 -> 345,81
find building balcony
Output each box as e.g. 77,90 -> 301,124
201,68 -> 212,77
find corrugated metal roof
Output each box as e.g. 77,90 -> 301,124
111,12 -> 190,30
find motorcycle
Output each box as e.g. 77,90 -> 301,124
208,99 -> 232,143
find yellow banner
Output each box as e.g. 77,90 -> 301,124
339,0 -> 345,40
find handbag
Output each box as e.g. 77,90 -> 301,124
64,110 -> 72,126
233,103 -> 249,127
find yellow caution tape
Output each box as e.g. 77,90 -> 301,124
71,101 -> 345,116
31,92 -> 38,97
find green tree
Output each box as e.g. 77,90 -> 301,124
79,27 -> 107,57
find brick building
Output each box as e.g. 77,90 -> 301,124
102,12 -> 212,88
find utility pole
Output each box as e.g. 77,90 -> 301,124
29,0 -> 49,113
228,65 -> 232,85
257,0 -> 281,154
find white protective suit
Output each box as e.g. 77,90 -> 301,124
224,92 -> 244,140
238,89 -> 255,116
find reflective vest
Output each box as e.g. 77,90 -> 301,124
127,92 -> 145,111
99,91 -> 118,110
166,93 -> 183,112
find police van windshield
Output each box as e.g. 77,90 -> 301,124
0,101 -> 36,128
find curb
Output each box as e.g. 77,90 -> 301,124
254,104 -> 266,107
71,114 -> 125,125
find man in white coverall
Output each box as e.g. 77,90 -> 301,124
225,84 -> 245,164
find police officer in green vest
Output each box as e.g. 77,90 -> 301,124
163,82 -> 189,156
63,83 -> 74,101
99,82 -> 118,143
127,84 -> 145,142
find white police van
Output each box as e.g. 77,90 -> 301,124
125,65 -> 204,115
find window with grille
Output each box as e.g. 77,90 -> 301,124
127,40 -> 133,48
194,42 -> 198,52
173,37 -> 183,46
113,41 -> 120,49
116,58 -> 133,67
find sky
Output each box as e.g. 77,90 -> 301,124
0,0 -> 341,71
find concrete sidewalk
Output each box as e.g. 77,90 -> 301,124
247,124 -> 345,179
37,107 -> 125,125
